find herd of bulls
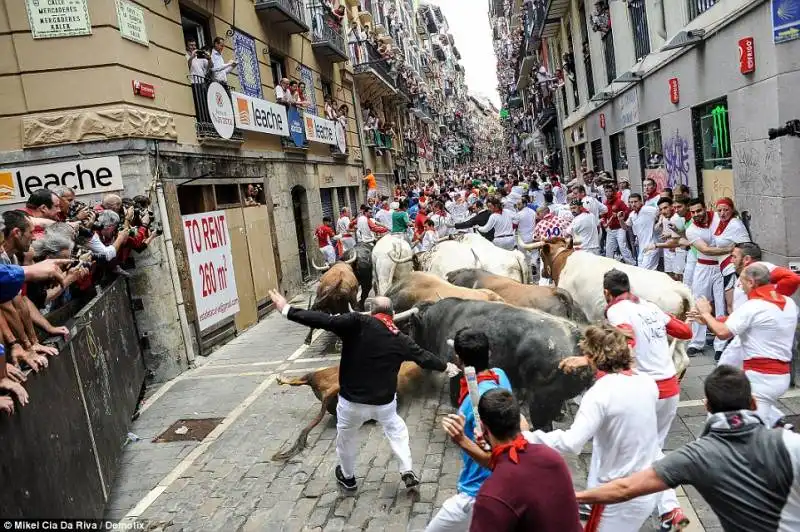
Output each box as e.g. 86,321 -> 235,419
274,234 -> 695,460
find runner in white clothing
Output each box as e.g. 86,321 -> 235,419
477,197 -> 515,250
691,263 -> 799,427
529,324 -> 662,532
336,207 -> 356,254
568,199 -> 600,254
623,193 -> 659,270
711,197 -> 751,313
513,197 -> 538,270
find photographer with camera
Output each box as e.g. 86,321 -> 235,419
27,224 -> 91,312
52,186 -> 95,225
88,209 -> 131,262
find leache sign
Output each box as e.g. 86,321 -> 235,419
303,113 -> 338,145
25,0 -> 92,39
0,156 -> 124,206
232,91 -> 289,137
182,211 -> 240,330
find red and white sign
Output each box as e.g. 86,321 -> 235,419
182,211 -> 240,331
599,113 -> 606,130
668,78 -> 679,104
206,82 -> 235,139
132,80 -> 155,99
739,37 -> 756,74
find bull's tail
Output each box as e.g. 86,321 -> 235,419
276,373 -> 312,387
271,395 -> 333,461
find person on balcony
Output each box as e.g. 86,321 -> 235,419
292,81 -> 310,110
210,37 -> 237,85
324,96 -> 336,120
275,78 -> 293,106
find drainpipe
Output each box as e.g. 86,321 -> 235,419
153,141 -> 196,365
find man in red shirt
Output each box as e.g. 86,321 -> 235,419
601,182 -> 635,264
314,216 -> 337,265
450,388 -> 582,532
413,204 -> 429,241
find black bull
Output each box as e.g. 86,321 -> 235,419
341,242 -> 374,310
406,298 -> 594,429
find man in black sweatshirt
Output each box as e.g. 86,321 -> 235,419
269,290 -> 458,491
455,200 -> 493,241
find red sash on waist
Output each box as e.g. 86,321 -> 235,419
656,376 -> 680,399
743,358 -> 791,375
697,258 -> 718,266
584,504 -> 606,532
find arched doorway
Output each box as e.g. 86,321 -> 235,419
291,185 -> 310,280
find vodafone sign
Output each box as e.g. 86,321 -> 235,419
206,82 -> 235,139
738,37 -> 756,74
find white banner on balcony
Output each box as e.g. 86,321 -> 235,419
231,91 -> 289,137
303,113 -> 338,145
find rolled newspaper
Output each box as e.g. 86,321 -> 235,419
464,366 -> 491,451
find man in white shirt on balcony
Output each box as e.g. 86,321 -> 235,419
210,37 -> 237,85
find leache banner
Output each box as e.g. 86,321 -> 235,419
182,211 -> 240,330
303,113 -> 337,145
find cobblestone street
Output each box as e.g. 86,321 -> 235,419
106,291 -> 800,531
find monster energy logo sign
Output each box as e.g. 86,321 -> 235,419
711,105 -> 729,157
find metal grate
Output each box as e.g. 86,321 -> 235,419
591,139 -> 605,171
687,0 -> 719,20
603,30 -> 616,85
320,188 -> 334,220
153,418 -> 223,443
336,187 -> 347,213
629,0 -> 651,61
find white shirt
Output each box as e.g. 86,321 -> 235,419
419,230 -> 437,252
88,233 -> 117,261
275,85 -> 287,103
570,212 -> 600,251
336,216 -> 352,236
478,211 -> 514,238
685,216 -> 717,262
726,296 -> 798,362
644,194 -> 661,209
607,299 -> 675,380
581,195 -> 608,226
375,208 -> 393,228
733,262 -> 777,311
712,218 -> 750,276
525,373 -> 660,486
552,185 -> 567,204
355,215 -> 375,243
429,212 -> 454,238
210,49 -> 234,83
531,189 -> 545,207
514,207 -> 536,242
629,205 -> 659,251
189,57 -> 209,78
449,201 -> 470,223
621,188 -> 631,204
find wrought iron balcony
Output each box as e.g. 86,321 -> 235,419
188,76 -> 244,143
309,3 -> 348,62
350,39 -> 397,96
688,0 -> 719,20
629,0 -> 651,61
254,0 -> 309,35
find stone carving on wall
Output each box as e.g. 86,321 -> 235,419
23,105 -> 177,148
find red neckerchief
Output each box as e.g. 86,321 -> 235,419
693,211 -> 714,229
373,313 -> 400,335
489,433 -> 528,470
748,284 -> 787,310
646,192 -> 659,203
714,216 -> 732,236
580,207 -> 590,214
603,292 -> 639,317
457,370 -> 500,405
595,369 -> 634,379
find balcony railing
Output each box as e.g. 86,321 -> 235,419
309,3 -> 347,62
350,39 -> 397,92
254,0 -> 308,34
687,0 -> 719,20
629,0 -> 651,61
603,30 -> 616,85
188,76 -> 244,142
404,139 -> 418,158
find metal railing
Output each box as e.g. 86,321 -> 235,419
309,4 -> 346,57
350,39 -> 396,89
188,75 -> 243,141
583,41 -> 595,98
603,30 -> 616,85
256,0 -> 306,22
629,0 -> 651,61
687,0 -> 719,20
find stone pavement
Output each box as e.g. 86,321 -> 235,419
106,296 -> 800,531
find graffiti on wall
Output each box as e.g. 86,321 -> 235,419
663,129 -> 691,188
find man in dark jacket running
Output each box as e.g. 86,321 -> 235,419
269,290 -> 459,491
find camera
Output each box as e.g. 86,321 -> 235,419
768,119 -> 800,140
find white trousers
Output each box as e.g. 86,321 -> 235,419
655,395 -> 680,515
581,247 -> 601,255
689,263 -> 725,350
425,493 -> 475,532
673,249 -> 687,275
747,370 -> 790,427
320,245 -> 336,265
683,253 -> 697,288
493,236 -> 515,250
638,248 -> 660,270
336,395 -> 412,478
664,249 -> 676,274
605,228 -> 635,265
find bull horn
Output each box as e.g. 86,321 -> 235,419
310,258 -> 330,271
343,254 -> 357,265
389,250 -> 414,264
471,249 -> 484,269
446,338 -> 454,348
393,307 -> 420,323
516,232 -> 545,251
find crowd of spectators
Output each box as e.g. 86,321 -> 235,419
0,189 -> 161,416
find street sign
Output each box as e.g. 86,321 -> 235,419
738,37 -> 756,73
132,80 -> 155,99
669,78 -> 680,104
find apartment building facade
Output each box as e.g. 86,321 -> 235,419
498,0 -> 800,265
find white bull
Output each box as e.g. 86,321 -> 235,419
372,235 -> 414,295
525,238 -> 694,377
419,233 -> 529,283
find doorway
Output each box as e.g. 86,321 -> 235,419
292,185 -> 310,280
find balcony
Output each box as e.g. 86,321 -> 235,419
254,0 -> 308,35
350,40 -> 398,98
629,0 -> 651,61
309,3 -> 348,62
539,0 -> 570,38
411,98 -> 434,124
188,76 -> 244,143
688,0 -> 719,20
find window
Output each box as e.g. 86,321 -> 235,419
590,139 -> 604,170
688,0 -> 719,20
637,120 -> 663,174
214,184 -> 240,207
611,132 -> 628,170
628,0 -> 651,61
692,98 -> 732,170
579,4 -> 595,99
348,187 -> 358,214
321,79 -> 332,100
180,9 -> 211,51
320,188 -> 334,220
602,30 -> 616,85
271,56 -> 288,86
336,187 -> 347,213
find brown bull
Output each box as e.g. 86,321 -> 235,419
386,271 -> 505,313
305,261 -> 359,344
445,268 -> 588,322
272,362 -> 423,460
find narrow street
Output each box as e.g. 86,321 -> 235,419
102,289 -> 800,531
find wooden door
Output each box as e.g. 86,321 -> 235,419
243,206 -> 279,305
224,208 -> 258,333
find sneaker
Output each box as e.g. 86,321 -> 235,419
401,471 -> 420,489
335,465 -> 357,491
686,347 -> 703,358
660,508 -> 690,531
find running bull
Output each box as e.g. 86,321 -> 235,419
373,235 -> 415,296
386,271 -> 505,313
306,261 -> 359,344
417,233 -> 529,283
406,298 -> 595,430
340,242 -> 374,310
